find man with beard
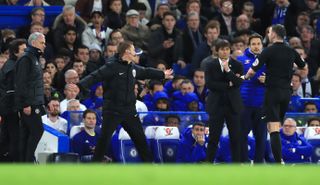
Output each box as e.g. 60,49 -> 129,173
41,98 -> 68,134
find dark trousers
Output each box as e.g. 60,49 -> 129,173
206,106 -> 241,163
92,111 -> 153,162
240,106 -> 267,163
19,105 -> 44,162
0,112 -> 20,162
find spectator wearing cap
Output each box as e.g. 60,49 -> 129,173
75,0 -> 109,22
104,0 -> 126,29
52,5 -> 87,51
120,9 -> 150,51
82,11 -> 113,52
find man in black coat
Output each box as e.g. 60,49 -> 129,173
78,41 -> 173,162
0,39 -> 27,162
204,39 -> 244,163
15,32 -> 46,162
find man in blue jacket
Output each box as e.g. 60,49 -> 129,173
177,122 -> 207,163
237,33 -> 266,163
281,118 -> 313,163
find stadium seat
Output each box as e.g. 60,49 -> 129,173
304,127 -> 320,163
46,153 -> 79,163
112,128 -> 142,163
153,126 -> 180,163
145,126 -> 160,155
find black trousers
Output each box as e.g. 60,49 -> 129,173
240,106 -> 267,163
92,111 -> 153,162
0,112 -> 20,162
19,105 -> 44,162
206,106 -> 241,163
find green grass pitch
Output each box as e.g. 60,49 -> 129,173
0,164 -> 318,185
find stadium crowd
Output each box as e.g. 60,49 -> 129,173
0,0 -> 320,164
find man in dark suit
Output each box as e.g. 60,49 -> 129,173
204,39 -> 244,163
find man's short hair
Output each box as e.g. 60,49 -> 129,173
248,33 -> 263,45
165,115 -> 181,123
192,122 -> 205,128
162,11 -> 176,20
271,24 -> 286,39
117,41 -> 133,57
28,32 -> 44,46
204,20 -> 220,34
9,38 -> 27,55
83,109 -> 97,119
31,7 -> 45,16
215,39 -> 231,52
307,117 -> 320,127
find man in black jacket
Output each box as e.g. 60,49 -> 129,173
15,32 -> 46,162
78,41 -> 173,162
204,40 -> 244,163
244,24 -> 307,164
0,39 -> 27,162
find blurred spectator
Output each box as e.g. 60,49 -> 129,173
25,0 -> 50,6
104,0 -> 126,29
45,61 -> 58,80
192,20 -> 221,71
134,82 -> 148,121
288,73 -> 303,112
54,55 -> 66,72
143,80 -> 164,110
65,69 -> 80,84
304,101 -> 318,113
82,11 -> 112,51
231,14 -> 256,40
109,29 -> 125,46
71,109 -> 103,162
307,117 -> 320,127
280,118 -> 313,163
148,2 -> 170,30
143,91 -> 170,126
104,42 -> 118,61
52,5 -> 86,51
288,37 -> 303,48
0,0 -> 18,5
75,0 -> 109,22
148,11 -> 183,68
133,2 -> 149,25
85,44 -> 104,74
289,11 -> 311,37
241,1 -> 263,35
72,60 -> 86,79
176,0 -> 207,31
213,0 -> 236,37
177,122 -> 207,163
82,82 -> 103,111
43,83 -> 62,106
60,84 -> 86,113
75,45 -> 90,66
164,114 -> 180,127
121,9 -> 150,51
42,98 -> 68,134
61,26 -> 80,54
60,99 -> 83,128
163,75 -> 186,97
180,11 -> 203,77
192,69 -> 207,105
230,37 -> 246,59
